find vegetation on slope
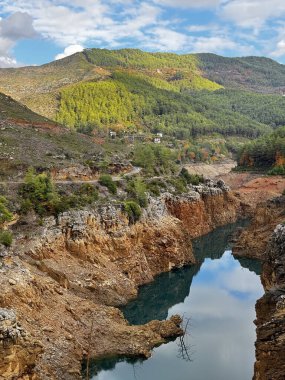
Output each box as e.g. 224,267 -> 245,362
198,53 -> 285,94
56,71 -> 270,139
191,89 -> 285,128
19,169 -> 99,216
237,127 -> 285,173
0,93 -> 52,123
1,48 -> 285,141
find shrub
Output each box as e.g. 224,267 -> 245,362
123,201 -> 142,224
147,180 -> 161,197
19,168 -> 59,216
179,167 -> 204,185
268,165 -> 285,176
99,174 -> 117,194
77,183 -> 99,204
126,178 -> 148,207
19,169 -> 100,218
0,196 -> 13,224
0,230 -> 13,247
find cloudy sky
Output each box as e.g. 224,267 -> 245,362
1,0 -> 285,67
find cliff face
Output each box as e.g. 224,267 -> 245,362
0,183 -> 241,380
166,183 -> 239,238
0,309 -> 42,380
233,196 -> 285,259
233,195 -> 285,380
254,225 -> 285,380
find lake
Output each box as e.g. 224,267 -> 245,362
86,222 -> 263,380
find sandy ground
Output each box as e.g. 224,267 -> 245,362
185,159 -> 236,178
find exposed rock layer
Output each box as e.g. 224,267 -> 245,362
0,184 -> 241,380
233,196 -> 285,380
254,225 -> 285,380
233,196 -> 285,259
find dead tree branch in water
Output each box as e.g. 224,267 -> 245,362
177,316 -> 194,362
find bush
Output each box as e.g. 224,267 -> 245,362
167,177 -> 187,194
123,201 -> 142,224
19,168 -> 59,216
77,183 -> 99,204
147,180 -> 161,196
0,196 -> 13,224
99,174 -> 117,194
268,165 -> 285,176
179,167 -> 204,185
0,230 -> 13,247
126,178 -> 148,207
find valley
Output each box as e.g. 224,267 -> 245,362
0,48 -> 285,380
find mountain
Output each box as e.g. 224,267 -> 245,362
1,49 -> 285,140
198,53 -> 285,94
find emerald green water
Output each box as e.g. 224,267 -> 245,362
85,222 -> 263,380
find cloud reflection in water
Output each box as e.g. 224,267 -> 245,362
92,246 -> 263,380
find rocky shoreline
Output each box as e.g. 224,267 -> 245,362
0,181 -> 242,380
233,196 -> 285,380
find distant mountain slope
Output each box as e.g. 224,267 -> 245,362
197,53 -> 285,94
0,48 -> 284,139
191,89 -> 285,128
55,70 -> 270,139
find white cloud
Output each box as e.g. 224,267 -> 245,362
145,27 -> 189,51
0,0 -> 161,46
221,0 -> 285,30
0,11 -> 36,67
1,11 -> 36,39
55,44 -> 84,60
190,36 -> 238,53
154,0 -> 221,8
0,56 -> 18,67
271,39 -> 285,57
188,24 -> 218,33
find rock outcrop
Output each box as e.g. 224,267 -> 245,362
0,183 -> 241,379
254,225 -> 285,380
233,195 -> 285,380
0,308 -> 42,380
233,196 -> 285,260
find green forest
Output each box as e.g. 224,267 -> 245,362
56,71 -> 271,139
237,127 -> 285,173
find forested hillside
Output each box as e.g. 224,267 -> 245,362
56,71 -> 271,139
198,54 -> 285,94
237,127 -> 285,174
192,89 -> 285,128
1,48 -> 285,141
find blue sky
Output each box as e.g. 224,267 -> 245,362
1,0 -> 285,67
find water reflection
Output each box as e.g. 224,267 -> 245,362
122,221 -> 260,325
86,222 -> 263,380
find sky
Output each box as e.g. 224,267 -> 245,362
1,0 -> 285,67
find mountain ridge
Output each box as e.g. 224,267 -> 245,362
0,48 -> 285,140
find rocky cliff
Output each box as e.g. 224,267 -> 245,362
0,182 -> 241,380
233,196 -> 285,260
233,196 -> 285,380
254,225 -> 285,380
